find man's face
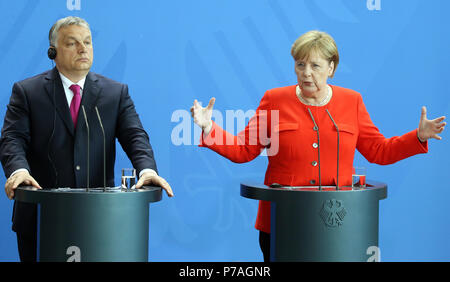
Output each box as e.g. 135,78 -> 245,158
54,25 -> 93,78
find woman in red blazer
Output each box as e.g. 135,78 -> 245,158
191,30 -> 446,261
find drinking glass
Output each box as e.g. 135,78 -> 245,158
352,167 -> 366,188
121,168 -> 136,190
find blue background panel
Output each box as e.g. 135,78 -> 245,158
0,0 -> 448,261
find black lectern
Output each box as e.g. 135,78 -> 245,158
15,186 -> 162,262
240,181 -> 387,262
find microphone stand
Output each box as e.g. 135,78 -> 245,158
307,108 -> 321,191
81,106 -> 90,192
326,109 -> 340,191
95,106 -> 106,192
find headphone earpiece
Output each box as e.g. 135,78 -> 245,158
48,46 -> 57,60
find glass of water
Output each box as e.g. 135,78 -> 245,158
352,167 -> 366,189
121,168 -> 136,190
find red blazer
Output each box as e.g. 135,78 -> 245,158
200,85 -> 428,233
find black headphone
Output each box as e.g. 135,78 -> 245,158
48,46 -> 57,60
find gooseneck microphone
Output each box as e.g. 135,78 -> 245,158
326,109 -> 340,191
81,106 -> 90,192
48,77 -> 58,188
95,106 -> 106,191
307,108 -> 322,191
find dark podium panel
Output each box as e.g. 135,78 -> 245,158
241,181 -> 387,262
15,186 -> 162,262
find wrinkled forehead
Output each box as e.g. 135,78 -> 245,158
58,25 -> 92,41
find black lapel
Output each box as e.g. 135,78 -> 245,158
80,72 -> 101,113
44,68 -> 75,136
74,71 -> 101,144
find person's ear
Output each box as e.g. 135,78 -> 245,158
328,61 -> 335,77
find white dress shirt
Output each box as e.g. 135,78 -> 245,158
59,72 -> 86,107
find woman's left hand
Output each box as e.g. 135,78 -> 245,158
417,106 -> 446,142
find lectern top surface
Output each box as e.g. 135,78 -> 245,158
241,180 -> 386,191
240,180 -> 387,202
14,186 -> 163,204
17,186 -> 161,193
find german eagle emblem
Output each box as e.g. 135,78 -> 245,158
320,199 -> 347,227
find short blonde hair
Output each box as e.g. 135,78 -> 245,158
291,30 -> 339,78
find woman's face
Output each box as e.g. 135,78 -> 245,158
294,51 -> 334,96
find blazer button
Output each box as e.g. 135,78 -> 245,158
312,143 -> 318,148
310,180 -> 316,184
76,165 -> 81,171
311,161 -> 318,166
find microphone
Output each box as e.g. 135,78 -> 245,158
270,183 -> 284,188
47,77 -> 58,188
326,109 -> 340,191
307,108 -> 321,191
81,106 -> 90,192
95,106 -> 106,192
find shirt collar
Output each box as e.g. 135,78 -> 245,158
59,72 -> 87,91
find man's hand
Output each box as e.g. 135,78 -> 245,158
4,171 -> 41,200
417,106 -> 446,142
135,171 -> 174,197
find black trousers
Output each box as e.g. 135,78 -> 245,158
16,231 -> 37,262
259,231 -> 270,262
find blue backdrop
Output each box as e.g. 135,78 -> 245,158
0,0 -> 448,262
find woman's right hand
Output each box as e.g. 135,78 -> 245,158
190,97 -> 215,135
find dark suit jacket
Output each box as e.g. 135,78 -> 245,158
0,68 -> 158,233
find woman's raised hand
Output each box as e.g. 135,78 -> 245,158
190,97 -> 215,135
417,106 -> 446,142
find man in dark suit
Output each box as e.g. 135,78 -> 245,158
0,16 -> 173,262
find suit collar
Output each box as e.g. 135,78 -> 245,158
81,71 -> 101,111
59,72 -> 87,90
44,67 -> 97,83
44,68 -> 74,136
44,68 -> 102,136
